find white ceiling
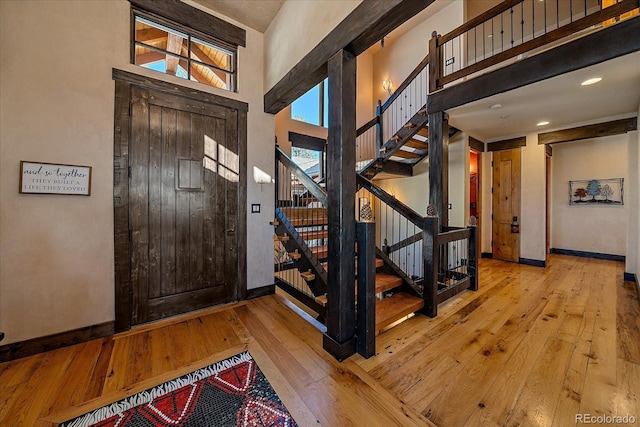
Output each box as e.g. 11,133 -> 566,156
448,51 -> 640,142
190,0 -> 284,32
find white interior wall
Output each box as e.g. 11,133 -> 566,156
551,135 -> 628,256
372,1 -> 463,102
0,0 -> 275,345
263,0 -> 361,92
378,160 -> 430,215
372,1 -> 465,219
448,132 -> 468,227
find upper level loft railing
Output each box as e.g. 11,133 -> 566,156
355,54 -> 430,168
429,0 -> 639,90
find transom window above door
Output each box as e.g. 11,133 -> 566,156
133,14 -> 237,92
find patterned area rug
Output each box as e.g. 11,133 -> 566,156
60,351 -> 298,427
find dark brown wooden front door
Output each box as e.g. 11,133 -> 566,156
492,149 -> 521,262
128,86 -> 240,325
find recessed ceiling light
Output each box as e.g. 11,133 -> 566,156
490,103 -> 502,109
581,77 -> 602,86
500,115 -> 509,119
488,34 -> 493,38
537,121 -> 550,126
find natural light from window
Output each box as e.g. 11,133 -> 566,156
133,15 -> 237,92
291,78 -> 329,128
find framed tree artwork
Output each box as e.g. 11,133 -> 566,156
569,178 -> 623,205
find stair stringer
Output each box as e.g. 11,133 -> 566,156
375,248 -> 422,299
380,106 -> 429,159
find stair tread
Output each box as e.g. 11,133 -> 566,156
416,127 -> 429,138
391,150 -> 421,159
376,292 -> 424,334
310,245 -> 328,258
375,273 -> 403,294
281,207 -> 327,217
298,229 -> 329,240
404,138 -> 428,150
300,271 -> 315,281
288,217 -> 328,227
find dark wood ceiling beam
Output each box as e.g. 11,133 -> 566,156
538,117 -> 638,145
264,0 -> 435,115
130,0 -> 246,47
487,136 -> 526,152
427,16 -> 640,113
469,136 -> 485,152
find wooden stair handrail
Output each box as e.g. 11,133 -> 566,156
356,174 -> 424,228
381,54 -> 430,113
439,0 -> 522,44
356,116 -> 380,137
438,0 -> 640,87
276,146 -> 328,206
437,228 -> 471,245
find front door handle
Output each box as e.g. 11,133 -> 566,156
226,228 -> 235,234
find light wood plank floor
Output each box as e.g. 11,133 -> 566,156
0,255 -> 638,426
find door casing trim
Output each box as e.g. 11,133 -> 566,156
112,69 -> 247,332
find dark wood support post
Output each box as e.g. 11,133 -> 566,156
375,100 -> 383,158
428,31 -> 441,93
468,225 -> 478,291
356,221 -> 376,358
422,216 -> 439,317
323,48 -> 357,361
428,111 -> 449,229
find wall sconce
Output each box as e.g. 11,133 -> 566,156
382,79 -> 393,95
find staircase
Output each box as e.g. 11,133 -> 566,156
273,151 -> 424,334
274,50 -> 476,355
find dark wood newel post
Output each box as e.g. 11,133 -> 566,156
323,48 -> 357,361
356,221 -> 376,358
428,111 -> 449,229
375,100 -> 383,158
468,225 -> 478,291
428,31 -> 441,93
423,216 -> 438,317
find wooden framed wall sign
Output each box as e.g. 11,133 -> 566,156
19,161 -> 92,196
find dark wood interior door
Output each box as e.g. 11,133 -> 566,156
492,149 -> 521,262
129,87 -> 239,325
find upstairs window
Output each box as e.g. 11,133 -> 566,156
133,14 -> 237,92
291,78 -> 329,128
